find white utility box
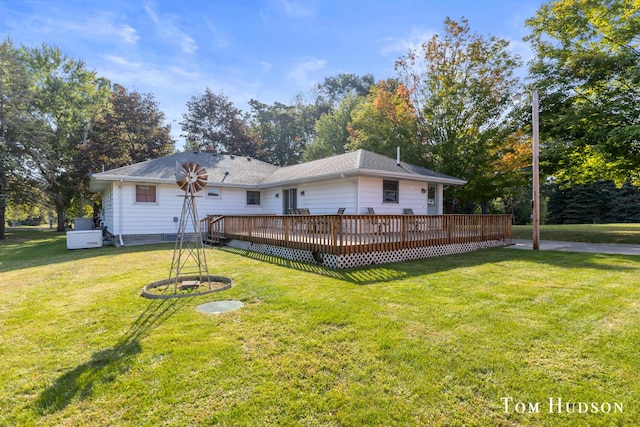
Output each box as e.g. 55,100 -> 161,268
73,217 -> 94,230
66,230 -> 103,249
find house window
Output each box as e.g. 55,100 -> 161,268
207,187 -> 221,199
383,180 -> 399,203
247,190 -> 261,205
136,185 -> 156,203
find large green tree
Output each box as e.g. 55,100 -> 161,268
20,44 -> 110,231
181,88 -> 261,158
248,100 -> 314,166
301,73 -> 375,161
304,92 -> 362,161
0,39 -> 41,239
347,79 -> 422,165
312,73 -> 375,108
76,84 -> 174,173
525,0 -> 640,186
74,84 -> 174,217
395,18 -> 523,212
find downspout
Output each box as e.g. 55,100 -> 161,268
118,179 -> 125,246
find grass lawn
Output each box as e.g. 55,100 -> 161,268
512,223 -> 640,244
1,229 -> 639,426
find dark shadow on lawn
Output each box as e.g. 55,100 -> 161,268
0,229 -> 175,273
7,229 -> 637,285
32,298 -> 185,415
221,246 -> 639,286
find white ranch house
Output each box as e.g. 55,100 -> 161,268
89,149 -> 511,268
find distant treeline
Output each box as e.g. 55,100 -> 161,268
546,181 -> 640,224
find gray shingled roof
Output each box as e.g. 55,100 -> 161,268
89,149 -> 465,192
90,151 -> 278,190
266,149 -> 464,184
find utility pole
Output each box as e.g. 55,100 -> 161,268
532,90 -> 540,251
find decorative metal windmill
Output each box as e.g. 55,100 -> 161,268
141,160 -> 232,299
168,161 -> 212,293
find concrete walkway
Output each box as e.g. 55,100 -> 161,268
509,239 -> 640,256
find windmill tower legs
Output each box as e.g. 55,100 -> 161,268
169,192 -> 211,292
141,161 -> 232,299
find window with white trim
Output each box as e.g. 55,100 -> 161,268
135,185 -> 156,203
383,180 -> 399,203
246,190 -> 261,205
207,187 -> 221,199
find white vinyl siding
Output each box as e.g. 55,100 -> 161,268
357,176 -> 433,214
116,183 -> 269,235
102,176 -> 445,237
101,185 -> 114,233
294,179 -> 357,214
118,183 -> 183,235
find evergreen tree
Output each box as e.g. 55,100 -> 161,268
562,185 -> 599,224
546,181 -> 640,224
606,183 -> 640,223
545,183 -> 567,225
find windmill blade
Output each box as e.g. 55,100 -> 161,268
174,161 -> 208,194
176,161 -> 189,190
193,164 -> 207,192
175,161 -> 185,180
193,175 -> 208,192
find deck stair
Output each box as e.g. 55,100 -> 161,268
202,215 -> 227,246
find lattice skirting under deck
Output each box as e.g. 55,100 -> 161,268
226,239 -> 511,269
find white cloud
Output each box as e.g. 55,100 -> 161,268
380,28 -> 437,58
202,17 -> 233,50
144,3 -> 197,54
178,34 -> 197,54
27,12 -> 140,46
287,57 -> 327,88
104,54 -> 141,69
276,0 -> 314,18
168,66 -> 194,76
144,3 -> 160,24
72,16 -> 140,45
117,24 -> 140,44
260,61 -> 273,74
0,2 -> 140,47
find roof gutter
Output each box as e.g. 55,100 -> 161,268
256,168 -> 466,188
89,174 -> 172,192
89,167 -> 466,191
357,169 -> 467,185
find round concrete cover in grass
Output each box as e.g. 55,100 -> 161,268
197,300 -> 244,314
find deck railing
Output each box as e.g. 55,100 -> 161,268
202,214 -> 512,255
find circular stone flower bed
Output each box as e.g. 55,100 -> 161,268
141,275 -> 232,299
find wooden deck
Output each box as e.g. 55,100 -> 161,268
202,214 -> 512,256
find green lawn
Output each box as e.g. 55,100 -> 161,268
512,223 -> 640,244
1,229 -> 639,426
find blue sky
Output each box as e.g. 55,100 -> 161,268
0,0 -> 545,142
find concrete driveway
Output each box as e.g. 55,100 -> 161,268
510,239 -> 640,256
